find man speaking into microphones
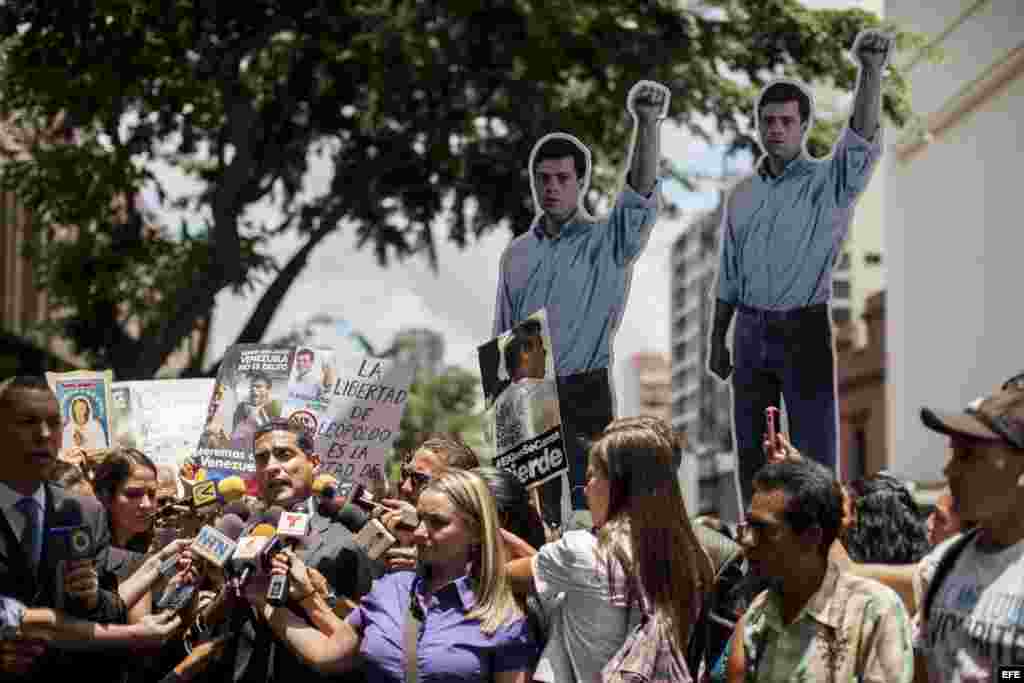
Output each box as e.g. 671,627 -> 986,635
205,418 -> 372,682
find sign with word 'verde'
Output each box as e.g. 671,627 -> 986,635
478,309 -> 567,489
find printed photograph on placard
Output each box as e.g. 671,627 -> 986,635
478,310 -> 567,489
46,369 -> 114,453
112,379 -> 216,469
109,385 -> 137,448
287,346 -> 336,407
196,344 -> 295,484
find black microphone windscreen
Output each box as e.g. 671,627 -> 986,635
222,501 -> 252,522
336,503 -> 370,533
216,514 -> 246,541
263,505 -> 285,527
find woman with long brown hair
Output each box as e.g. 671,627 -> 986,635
503,417 -> 714,682
91,447 -> 159,554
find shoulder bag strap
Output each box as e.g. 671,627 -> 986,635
404,583 -> 424,683
923,527 -> 980,623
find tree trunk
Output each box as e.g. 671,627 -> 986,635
181,222 -> 339,378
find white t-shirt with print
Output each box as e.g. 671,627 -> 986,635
916,532 -> 1024,682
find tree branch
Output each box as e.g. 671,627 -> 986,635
227,204 -> 343,349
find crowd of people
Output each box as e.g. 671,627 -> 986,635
2,26 -> 1018,681
2,367 -> 1019,682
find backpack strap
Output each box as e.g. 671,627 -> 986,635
922,528 -> 980,624
686,529 -> 743,677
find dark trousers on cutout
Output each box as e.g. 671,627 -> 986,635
536,368 -> 614,529
731,303 -> 838,507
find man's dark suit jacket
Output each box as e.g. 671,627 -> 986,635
0,482 -> 126,681
213,500 -> 374,682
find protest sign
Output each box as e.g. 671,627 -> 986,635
300,351 -> 415,486
196,345 -> 294,483
479,310 -> 567,489
109,379 -> 215,470
46,370 -> 114,452
197,344 -> 414,490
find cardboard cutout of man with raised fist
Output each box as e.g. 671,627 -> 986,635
708,29 -> 893,505
493,80 -> 669,528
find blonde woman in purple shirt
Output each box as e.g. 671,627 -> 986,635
249,469 -> 538,682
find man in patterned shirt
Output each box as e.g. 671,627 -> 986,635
726,459 -> 913,682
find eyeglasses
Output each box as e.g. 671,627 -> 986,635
400,465 -> 431,490
736,517 -> 782,544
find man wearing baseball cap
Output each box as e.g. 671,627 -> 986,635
913,372 -> 1024,681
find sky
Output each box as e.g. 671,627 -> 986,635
146,0 -> 865,412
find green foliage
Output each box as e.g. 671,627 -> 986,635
394,366 -> 486,460
0,1 -> 924,378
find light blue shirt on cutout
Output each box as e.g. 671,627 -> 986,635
493,182 -> 660,377
715,125 -> 882,310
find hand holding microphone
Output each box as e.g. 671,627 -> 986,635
0,597 -> 45,675
266,550 -> 318,605
265,508 -> 311,607
63,560 -> 99,611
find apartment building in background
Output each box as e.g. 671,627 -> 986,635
619,351 -> 672,423
669,195 -> 740,519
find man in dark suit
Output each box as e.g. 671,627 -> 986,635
210,418 -> 373,682
0,376 -> 126,680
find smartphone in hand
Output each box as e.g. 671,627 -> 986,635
766,406 -> 779,448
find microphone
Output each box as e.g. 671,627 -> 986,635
227,516 -> 278,592
312,474 -> 353,526
190,524 -> 238,570
215,513 -> 246,542
311,474 -> 339,499
222,501 -> 252,523
265,506 -> 311,606
314,475 -> 418,530
335,503 -> 370,533
50,510 -> 97,611
191,475 -> 247,511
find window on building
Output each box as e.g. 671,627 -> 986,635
833,280 -> 851,299
865,252 -> 882,265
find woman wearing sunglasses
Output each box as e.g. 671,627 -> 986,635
378,435 -> 481,572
